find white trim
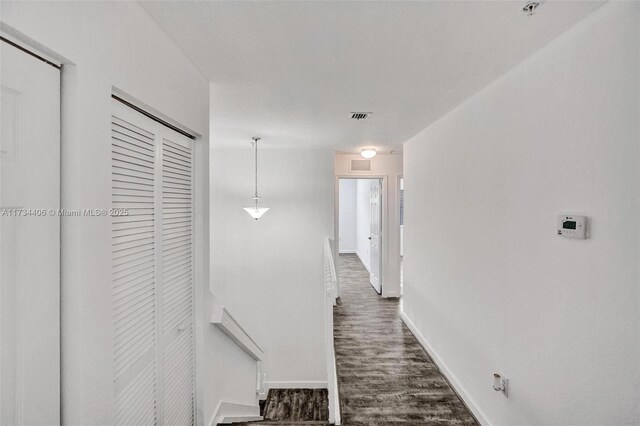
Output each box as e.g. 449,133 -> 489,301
211,305 -> 266,396
324,238 -> 339,303
207,401 -> 262,426
265,381 -> 328,390
0,28 -> 63,67
324,237 -> 341,425
355,252 -> 381,295
112,87 -> 200,138
336,174 -> 392,297
193,113 -> 208,426
355,251 -> 371,274
339,249 -> 356,254
397,175 -> 404,270
356,253 -> 382,297
400,312 -> 489,426
211,305 -> 264,361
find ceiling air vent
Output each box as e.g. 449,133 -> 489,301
350,159 -> 372,173
350,112 -> 372,120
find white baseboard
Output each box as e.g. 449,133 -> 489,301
400,312 -> 489,426
265,380 -> 328,390
355,252 -> 382,294
382,291 -> 401,298
339,249 -> 356,254
355,252 -> 371,273
208,400 -> 262,426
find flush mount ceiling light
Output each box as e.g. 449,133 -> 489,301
360,148 -> 377,159
243,137 -> 270,220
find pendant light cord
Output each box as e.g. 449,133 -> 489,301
253,137 -> 260,209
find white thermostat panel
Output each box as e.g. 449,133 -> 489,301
557,215 -> 587,239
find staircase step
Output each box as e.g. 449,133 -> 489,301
234,422 -> 330,425
262,389 -> 329,422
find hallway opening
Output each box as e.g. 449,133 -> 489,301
338,178 -> 383,294
334,253 -> 477,425
2,2 -> 639,425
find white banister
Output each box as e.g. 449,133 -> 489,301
211,304 -> 266,396
324,238 -> 338,303
324,238 -> 341,425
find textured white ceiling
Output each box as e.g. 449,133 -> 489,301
141,0 -> 604,152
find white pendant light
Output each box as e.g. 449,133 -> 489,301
243,206 -> 270,220
361,148 -> 377,159
244,137 -> 269,220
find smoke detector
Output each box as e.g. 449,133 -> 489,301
522,1 -> 540,16
350,112 -> 372,120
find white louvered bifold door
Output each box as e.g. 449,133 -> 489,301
161,135 -> 194,426
112,99 -> 195,426
112,112 -> 158,426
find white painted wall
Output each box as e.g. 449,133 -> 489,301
355,179 -> 376,272
1,2 -> 211,424
205,295 -> 259,426
335,154 -> 403,297
211,149 -> 334,389
403,3 -> 640,425
338,179 -> 357,253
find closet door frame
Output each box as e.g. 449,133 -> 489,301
111,98 -> 197,425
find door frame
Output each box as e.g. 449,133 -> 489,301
0,25 -> 209,425
335,175 -> 388,297
397,175 -> 404,293
111,93 -> 202,425
0,34 -> 63,423
398,175 -> 404,256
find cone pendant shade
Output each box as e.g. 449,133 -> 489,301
244,137 -> 269,220
243,207 -> 270,220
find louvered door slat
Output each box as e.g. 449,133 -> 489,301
115,361 -> 157,426
114,281 -> 155,310
112,113 -> 157,423
113,252 -> 154,271
162,136 -> 194,425
113,100 -> 195,426
163,326 -> 194,426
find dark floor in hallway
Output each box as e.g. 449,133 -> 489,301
334,254 -> 477,426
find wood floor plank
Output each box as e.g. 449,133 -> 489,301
263,389 -> 329,422
334,254 -> 478,426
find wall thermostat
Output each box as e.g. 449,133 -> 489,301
557,215 -> 587,239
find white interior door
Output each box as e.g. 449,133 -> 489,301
112,99 -> 194,426
0,40 -> 61,425
369,181 -> 382,294
160,132 -> 195,426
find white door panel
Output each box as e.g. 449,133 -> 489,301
161,135 -> 194,426
112,112 -> 158,426
112,99 -> 194,426
0,41 -> 60,425
369,181 -> 382,294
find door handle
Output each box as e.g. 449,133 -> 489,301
368,237 -> 372,240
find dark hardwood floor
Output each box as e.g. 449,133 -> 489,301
262,389 -> 329,423
333,254 -> 478,426
235,388 -> 329,425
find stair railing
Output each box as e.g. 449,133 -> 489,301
211,304 -> 266,397
323,237 -> 341,425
